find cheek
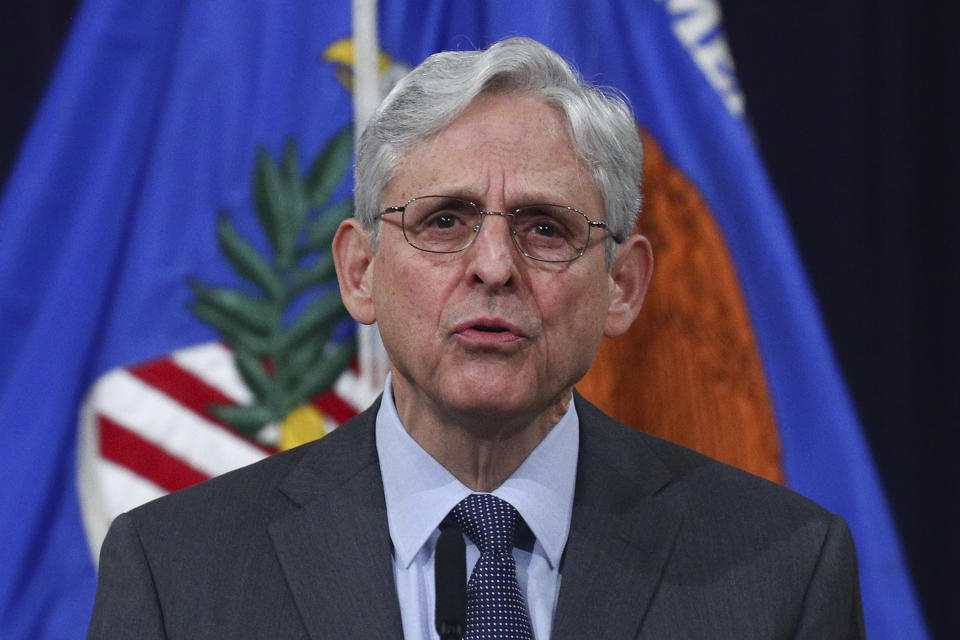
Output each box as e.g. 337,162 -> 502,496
538,276 -> 610,352
374,254 -> 453,340
536,268 -> 605,325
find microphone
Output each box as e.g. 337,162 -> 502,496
434,525 -> 466,640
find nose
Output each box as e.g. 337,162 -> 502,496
466,212 -> 519,290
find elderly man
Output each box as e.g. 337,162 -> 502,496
89,38 -> 864,639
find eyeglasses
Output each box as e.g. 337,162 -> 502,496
378,195 -> 621,263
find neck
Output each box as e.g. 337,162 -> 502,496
390,379 -> 571,492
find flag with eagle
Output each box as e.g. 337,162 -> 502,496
0,1 -> 926,638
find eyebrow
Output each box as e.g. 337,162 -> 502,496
415,188 -> 587,210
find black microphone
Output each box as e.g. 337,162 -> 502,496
434,525 -> 466,640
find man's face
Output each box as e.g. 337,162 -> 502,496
369,93 -> 624,426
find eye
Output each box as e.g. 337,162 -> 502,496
408,202 -> 474,233
532,220 -> 560,237
515,206 -> 576,242
408,197 -> 477,233
426,212 -> 464,229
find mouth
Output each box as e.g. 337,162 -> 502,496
473,325 -> 509,333
453,318 -> 526,346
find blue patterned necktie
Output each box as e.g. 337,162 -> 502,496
451,493 -> 535,640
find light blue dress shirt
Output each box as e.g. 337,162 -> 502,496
376,375 -> 579,640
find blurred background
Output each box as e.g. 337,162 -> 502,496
1,2 -> 955,637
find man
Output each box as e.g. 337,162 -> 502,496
89,37 -> 864,639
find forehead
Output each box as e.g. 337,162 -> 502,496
385,93 -> 600,213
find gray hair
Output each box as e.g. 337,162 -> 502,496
354,37 -> 643,262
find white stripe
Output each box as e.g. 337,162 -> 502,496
81,458 -> 168,565
170,341 -> 253,403
77,394 -> 111,564
88,369 -> 267,478
77,395 -> 167,564
97,459 -> 168,520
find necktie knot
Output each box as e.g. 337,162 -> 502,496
451,493 -> 520,557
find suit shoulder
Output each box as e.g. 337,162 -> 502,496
573,400 -> 864,636
645,429 -> 828,520
575,393 -> 835,524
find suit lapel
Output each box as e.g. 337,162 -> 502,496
268,401 -> 404,640
551,395 -> 684,640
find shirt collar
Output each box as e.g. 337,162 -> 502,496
376,374 -> 579,570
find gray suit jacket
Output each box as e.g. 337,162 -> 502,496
88,394 -> 864,639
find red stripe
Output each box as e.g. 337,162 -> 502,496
312,390 -> 360,425
98,416 -> 209,493
129,358 -> 274,454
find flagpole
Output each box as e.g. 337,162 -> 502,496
351,0 -> 388,398
352,0 -> 380,127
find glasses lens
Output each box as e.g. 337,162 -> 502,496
403,196 -> 479,253
512,205 -> 589,261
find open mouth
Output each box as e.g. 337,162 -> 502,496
473,325 -> 509,333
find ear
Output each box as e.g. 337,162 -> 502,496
604,233 -> 654,337
332,218 -> 377,325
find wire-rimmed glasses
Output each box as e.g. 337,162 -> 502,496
378,195 -> 621,263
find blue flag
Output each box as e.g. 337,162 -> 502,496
0,2 -> 360,636
0,1 -> 927,638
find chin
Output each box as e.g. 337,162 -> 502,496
439,384 -> 534,417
